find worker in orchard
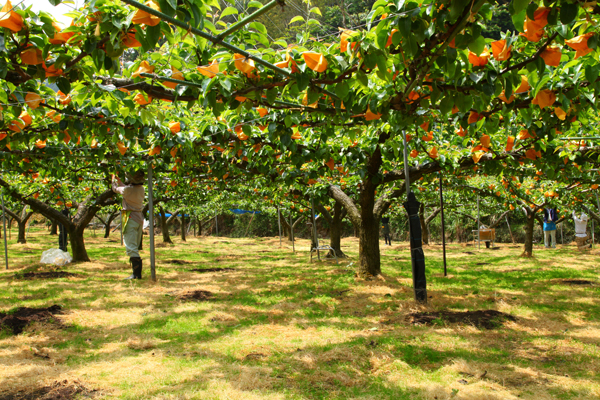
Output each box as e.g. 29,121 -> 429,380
112,169 -> 145,279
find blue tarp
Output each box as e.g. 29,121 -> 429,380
164,213 -> 189,217
230,209 -> 261,215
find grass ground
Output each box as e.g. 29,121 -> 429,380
0,226 -> 599,399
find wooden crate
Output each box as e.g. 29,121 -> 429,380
478,229 -> 495,241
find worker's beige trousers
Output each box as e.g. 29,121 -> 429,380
124,219 -> 143,258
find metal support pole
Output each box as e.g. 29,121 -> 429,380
147,162 -> 156,281
561,221 -> 564,245
290,213 -> 295,253
215,213 -> 218,236
311,196 -> 320,260
277,206 -> 282,247
120,212 -> 123,246
1,190 -> 8,270
438,173 -> 447,276
477,196 -> 480,250
593,219 -> 595,249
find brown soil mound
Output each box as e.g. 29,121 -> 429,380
190,268 -> 234,273
406,310 -> 516,329
559,279 -> 594,285
177,290 -> 213,301
0,379 -> 98,400
0,305 -> 63,335
17,271 -> 77,280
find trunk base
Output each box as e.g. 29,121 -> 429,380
326,249 -> 346,258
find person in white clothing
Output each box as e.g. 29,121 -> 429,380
573,211 -> 591,251
112,169 -> 145,279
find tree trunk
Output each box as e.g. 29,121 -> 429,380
50,219 -> 58,235
159,207 -> 173,244
68,226 -> 89,261
356,184 -> 380,277
419,204 -> 429,245
180,216 -> 186,242
315,201 -> 347,258
17,220 -> 27,244
522,209 -> 536,257
102,211 -> 119,238
358,215 -> 380,277
327,203 -> 346,258
104,220 -> 111,238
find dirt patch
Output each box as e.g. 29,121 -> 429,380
559,279 -> 594,286
475,262 -> 490,266
190,267 -> 235,273
406,310 -> 516,329
1,379 -> 98,400
177,290 -> 214,301
16,271 -> 77,280
167,259 -> 192,265
0,305 -> 64,335
215,256 -> 238,261
463,252 -> 475,255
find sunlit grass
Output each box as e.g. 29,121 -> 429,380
0,226 -> 599,399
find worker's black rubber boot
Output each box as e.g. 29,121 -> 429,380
125,257 -> 142,280
132,257 -> 143,279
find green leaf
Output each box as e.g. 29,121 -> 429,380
468,35 -> 486,55
526,2 -> 538,20
449,0 -> 469,19
335,82 -> 349,99
145,23 -> 162,50
405,36 -> 419,57
266,88 -> 277,104
512,10 -> 526,33
221,7 -> 238,17
510,0 -> 529,16
560,3 -> 578,25
439,95 -> 454,115
398,17 -> 411,39
547,7 -> 559,25
585,65 -> 600,84
375,22 -> 389,49
289,16 -> 305,25
588,34 -> 598,50
456,94 -> 473,113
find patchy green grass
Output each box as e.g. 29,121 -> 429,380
0,227 -> 599,400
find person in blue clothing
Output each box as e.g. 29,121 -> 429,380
543,205 -> 557,248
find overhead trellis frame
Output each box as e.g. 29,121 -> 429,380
121,0 -> 339,100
